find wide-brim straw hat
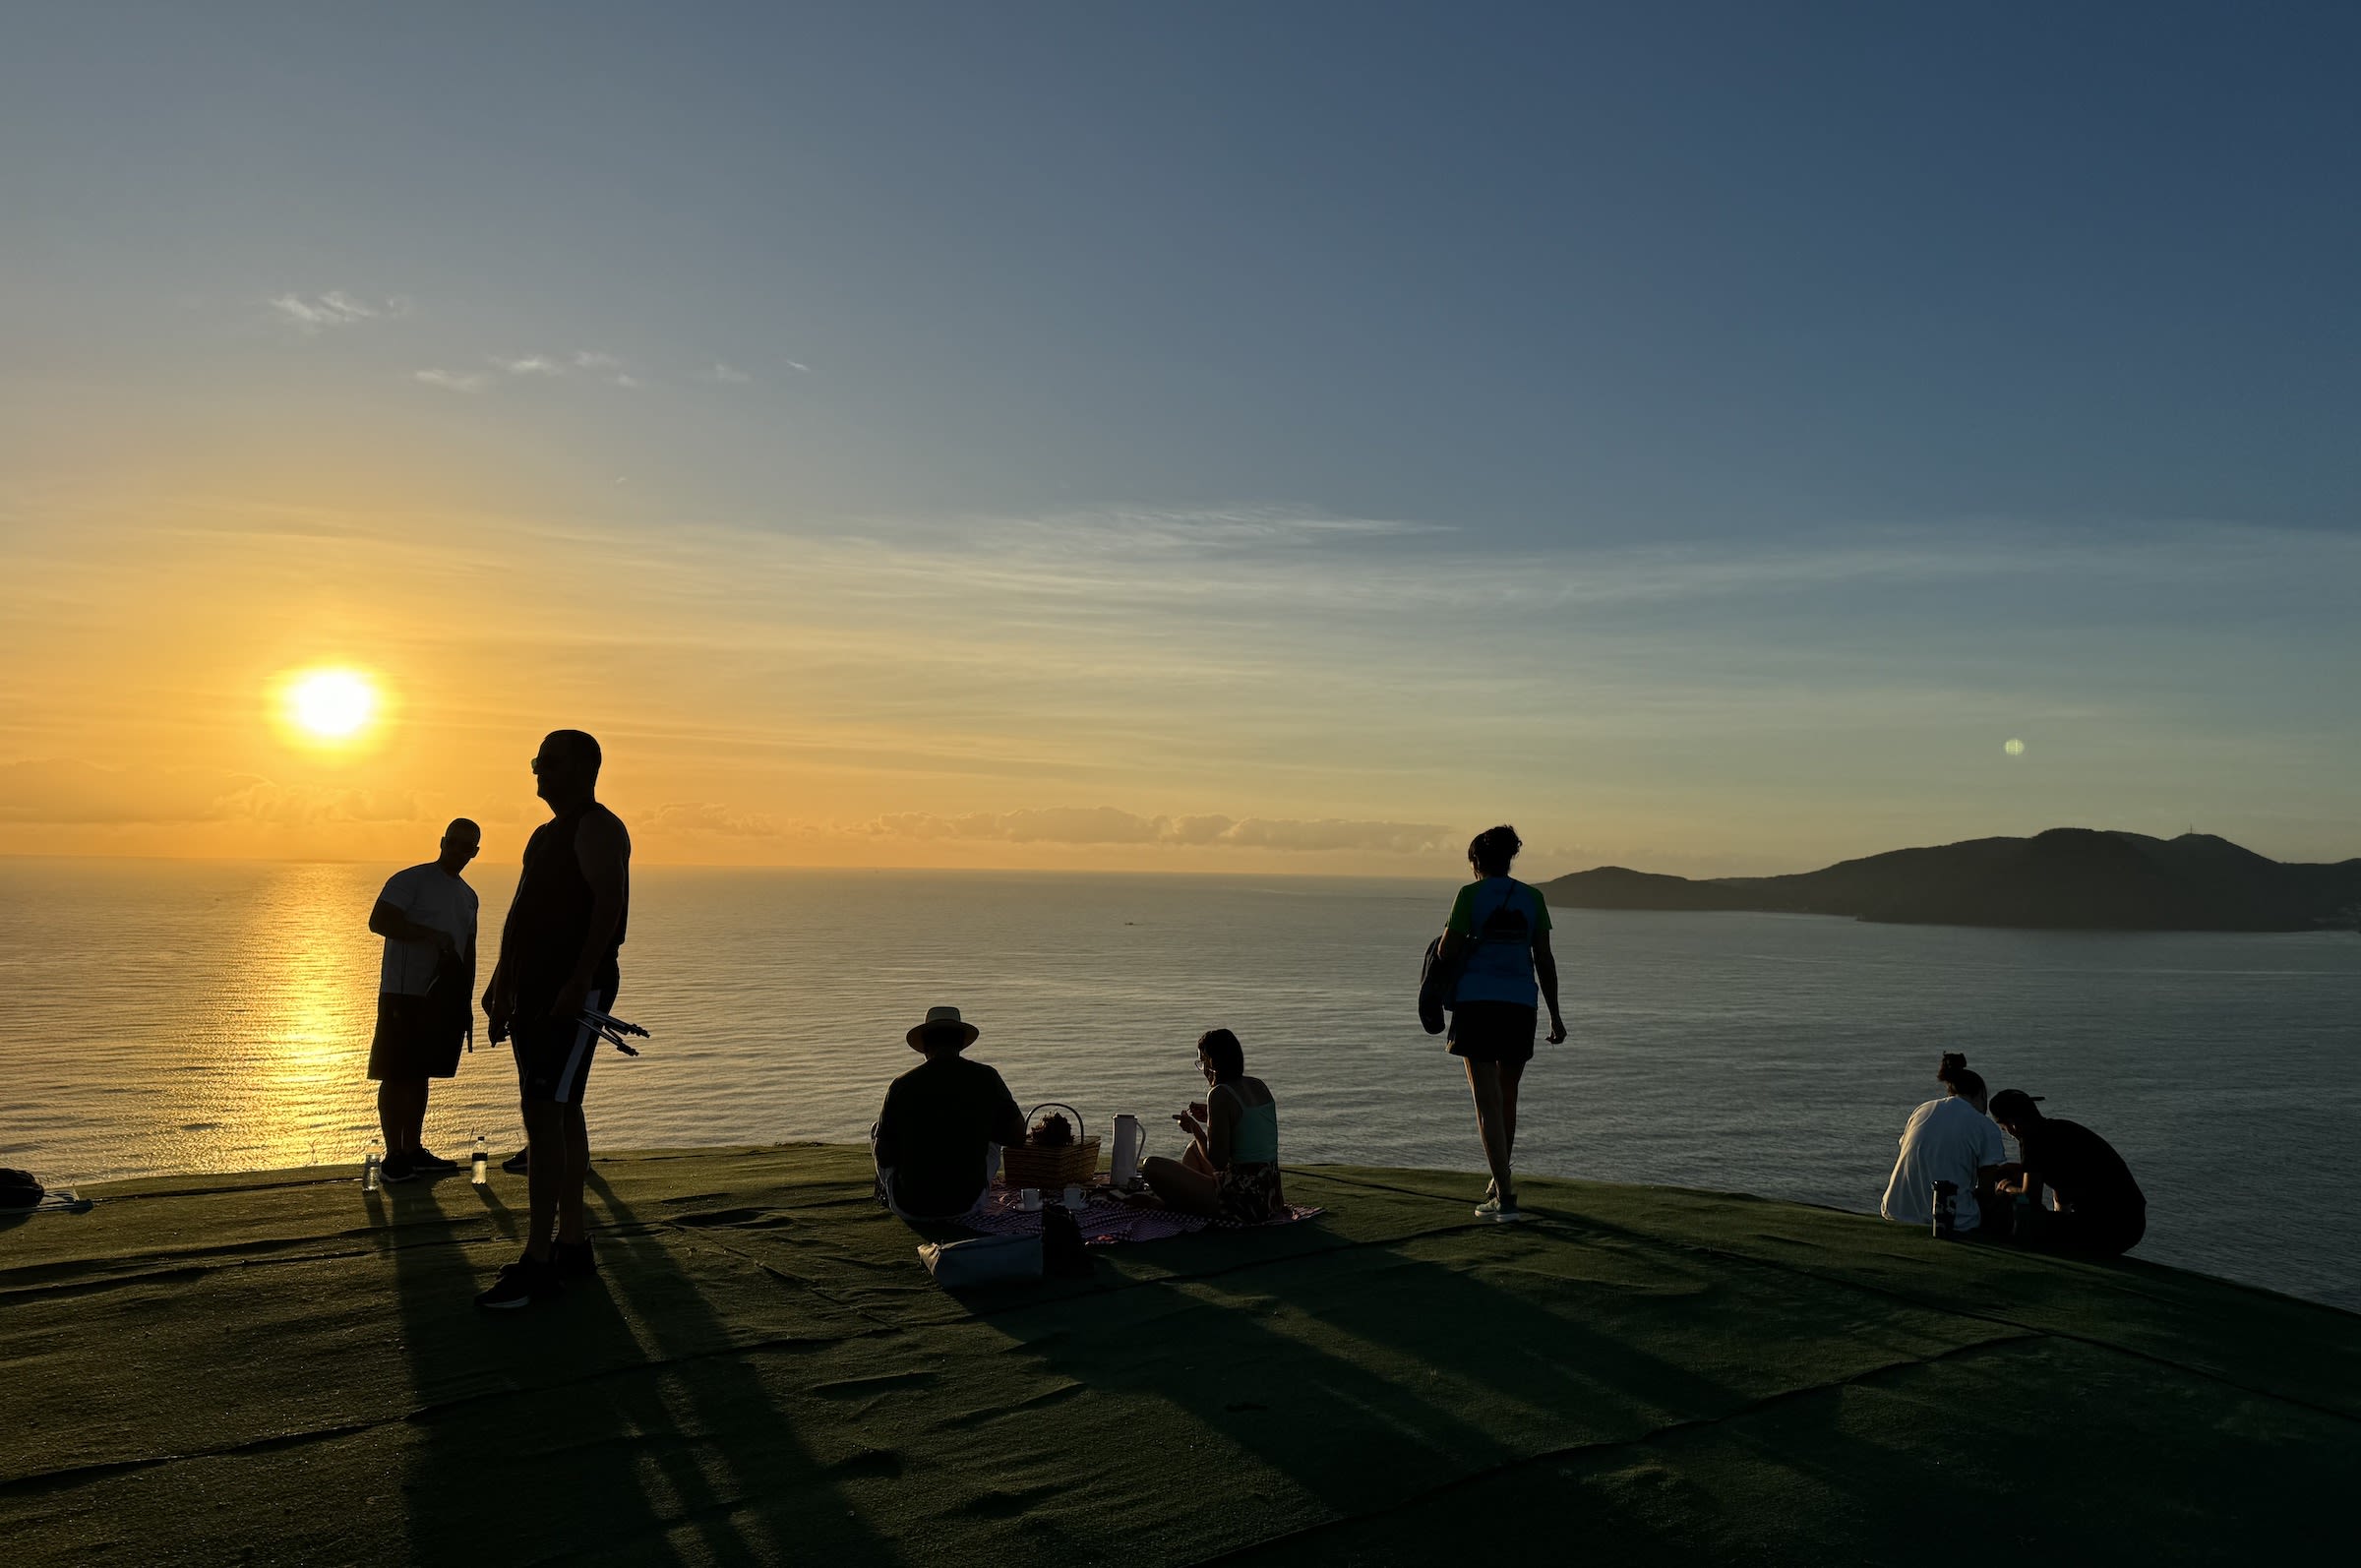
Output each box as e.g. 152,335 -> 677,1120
906,1004 -> 980,1049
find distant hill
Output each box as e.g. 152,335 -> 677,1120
1541,829 -> 2361,932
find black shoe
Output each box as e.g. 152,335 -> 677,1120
411,1148 -> 459,1173
501,1147 -> 530,1175
474,1256 -> 561,1310
379,1154 -> 418,1184
550,1238 -> 597,1278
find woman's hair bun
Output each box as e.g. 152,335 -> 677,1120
1937,1052 -> 1968,1081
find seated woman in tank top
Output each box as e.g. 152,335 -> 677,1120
1141,1028 -> 1283,1224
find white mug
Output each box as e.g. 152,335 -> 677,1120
1062,1184 -> 1087,1210
1019,1187 -> 1041,1212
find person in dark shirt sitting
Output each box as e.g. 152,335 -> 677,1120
1988,1088 -> 2147,1257
872,1004 -> 1026,1223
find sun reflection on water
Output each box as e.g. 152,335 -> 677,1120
217,864 -> 384,1169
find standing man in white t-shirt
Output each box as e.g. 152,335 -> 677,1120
367,818 -> 482,1182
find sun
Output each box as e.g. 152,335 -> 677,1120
284,669 -> 379,741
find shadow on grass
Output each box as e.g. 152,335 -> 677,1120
582,1168 -> 903,1563
1004,1227 -> 1746,1518
380,1166 -> 899,1565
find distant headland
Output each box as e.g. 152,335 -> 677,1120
1542,828 -> 2361,933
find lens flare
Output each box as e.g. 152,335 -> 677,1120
2003,738 -> 2027,756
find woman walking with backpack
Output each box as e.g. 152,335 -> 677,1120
1434,824 -> 1565,1221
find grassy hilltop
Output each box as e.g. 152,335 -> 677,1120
3,1145 -> 2354,1565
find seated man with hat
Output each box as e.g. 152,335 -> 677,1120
872,1005 -> 1027,1223
1987,1088 -> 2148,1257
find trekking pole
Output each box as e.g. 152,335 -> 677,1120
579,1008 -> 650,1055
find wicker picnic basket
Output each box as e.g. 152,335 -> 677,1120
999,1103 -> 1101,1189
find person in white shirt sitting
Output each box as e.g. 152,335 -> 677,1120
1880,1053 -> 2007,1236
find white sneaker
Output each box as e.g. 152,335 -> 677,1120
1474,1193 -> 1532,1223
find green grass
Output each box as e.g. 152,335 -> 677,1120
3,1146 -> 2353,1565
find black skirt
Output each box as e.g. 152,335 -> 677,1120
1447,1000 -> 1537,1064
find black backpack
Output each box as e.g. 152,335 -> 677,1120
1039,1200 -> 1092,1278
0,1168 -> 44,1210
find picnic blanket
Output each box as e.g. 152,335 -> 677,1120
967,1183 -> 1321,1246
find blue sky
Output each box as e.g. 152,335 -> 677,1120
2,4 -> 2356,871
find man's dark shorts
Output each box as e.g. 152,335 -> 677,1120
2019,1202 -> 2146,1258
514,984 -> 616,1106
367,993 -> 466,1081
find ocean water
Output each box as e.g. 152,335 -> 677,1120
2,857 -> 2356,1312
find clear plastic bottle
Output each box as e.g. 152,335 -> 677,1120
363,1138 -> 382,1192
471,1132 -> 489,1186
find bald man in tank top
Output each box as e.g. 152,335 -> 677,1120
475,729 -> 631,1310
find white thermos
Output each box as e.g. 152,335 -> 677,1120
1109,1113 -> 1146,1187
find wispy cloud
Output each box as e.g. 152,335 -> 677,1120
413,368 -> 488,393
857,807 -> 1453,854
646,801 -> 780,836
570,350 -> 638,387
785,359 -> 811,374
0,759 -> 419,826
708,361 -> 752,385
465,349 -> 638,387
267,290 -> 407,333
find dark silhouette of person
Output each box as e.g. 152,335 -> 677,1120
365,819 -> 480,1181
1988,1089 -> 2148,1256
1432,824 -> 1566,1222
872,1005 -> 1025,1222
1142,1028 -> 1283,1223
475,730 -> 631,1309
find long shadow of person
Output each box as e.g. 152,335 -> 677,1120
385,1164 -> 896,1565
385,1174 -> 658,1560
576,1166 -> 904,1562
959,1165 -> 2021,1547
993,1228 -> 1746,1527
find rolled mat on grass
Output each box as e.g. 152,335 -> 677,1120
965,1182 -> 1322,1245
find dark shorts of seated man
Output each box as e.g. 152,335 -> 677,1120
2019,1200 -> 2146,1257
367,993 -> 468,1080
512,979 -> 618,1106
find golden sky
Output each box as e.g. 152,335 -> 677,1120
1,482 -> 1559,874
9,465 -> 2356,878
6,12 -> 2357,875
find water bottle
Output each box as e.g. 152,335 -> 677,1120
470,1132 -> 489,1186
1931,1179 -> 1959,1239
362,1139 -> 382,1193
